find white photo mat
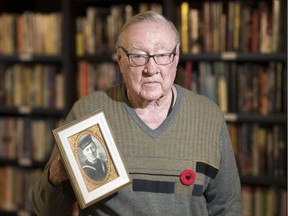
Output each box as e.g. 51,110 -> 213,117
52,109 -> 131,209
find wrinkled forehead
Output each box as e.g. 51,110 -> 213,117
123,20 -> 177,48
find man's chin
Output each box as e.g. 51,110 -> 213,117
88,158 -> 97,163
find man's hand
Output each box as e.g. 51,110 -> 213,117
48,153 -> 68,186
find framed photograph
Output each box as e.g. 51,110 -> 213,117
52,108 -> 131,209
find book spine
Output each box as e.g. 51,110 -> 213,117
180,2 -> 189,54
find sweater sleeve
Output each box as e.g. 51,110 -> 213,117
31,147 -> 76,216
32,108 -> 78,216
204,120 -> 242,216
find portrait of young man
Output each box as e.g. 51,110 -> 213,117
78,134 -> 108,182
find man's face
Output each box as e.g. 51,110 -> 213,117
82,142 -> 98,164
117,20 -> 179,102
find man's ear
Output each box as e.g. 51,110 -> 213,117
115,49 -> 122,63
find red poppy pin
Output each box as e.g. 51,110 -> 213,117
180,169 -> 196,186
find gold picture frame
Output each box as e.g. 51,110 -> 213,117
52,109 -> 131,209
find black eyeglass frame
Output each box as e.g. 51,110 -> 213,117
118,46 -> 177,66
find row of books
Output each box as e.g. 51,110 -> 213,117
0,166 -> 42,213
179,0 -> 284,54
0,117 -> 62,163
77,61 -> 122,98
0,12 -> 62,56
175,61 -> 285,115
75,3 -> 163,56
0,64 -> 65,109
228,123 -> 286,177
0,165 -> 79,215
241,185 -> 287,216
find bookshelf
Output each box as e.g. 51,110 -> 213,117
0,0 -> 286,215
173,1 -> 287,215
0,0 -> 69,215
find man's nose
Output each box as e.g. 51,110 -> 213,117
88,148 -> 93,153
143,58 -> 159,75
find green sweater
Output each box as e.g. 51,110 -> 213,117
32,84 -> 242,216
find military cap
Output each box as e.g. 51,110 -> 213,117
78,134 -> 94,150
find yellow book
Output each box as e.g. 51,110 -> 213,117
189,9 -> 200,53
76,18 -> 84,56
180,2 -> 189,54
76,33 -> 84,57
233,2 -> 240,51
139,3 -> 148,13
272,0 -> 280,52
218,77 -> 227,113
55,73 -> 64,109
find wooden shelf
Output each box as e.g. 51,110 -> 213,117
180,53 -> 287,62
241,175 -> 287,187
225,113 -> 287,124
76,52 -> 116,62
0,107 -> 66,117
0,158 -> 47,169
0,55 -> 63,63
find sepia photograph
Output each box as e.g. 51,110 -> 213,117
52,109 -> 130,209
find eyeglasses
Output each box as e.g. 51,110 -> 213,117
118,46 -> 177,67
